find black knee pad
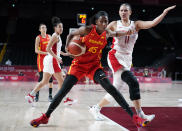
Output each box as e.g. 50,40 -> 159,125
121,71 -> 140,100
38,72 -> 43,82
94,69 -> 107,83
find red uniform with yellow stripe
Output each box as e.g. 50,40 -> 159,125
68,25 -> 107,80
37,34 -> 50,72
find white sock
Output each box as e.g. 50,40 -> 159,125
136,108 -> 145,118
95,104 -> 101,111
30,90 -> 36,96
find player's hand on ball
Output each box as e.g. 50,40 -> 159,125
163,5 -> 176,14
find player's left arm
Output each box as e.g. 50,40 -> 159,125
60,51 -> 69,56
135,5 -> 176,31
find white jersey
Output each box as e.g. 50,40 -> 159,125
43,33 -> 62,74
112,20 -> 138,55
108,20 -> 138,72
47,33 -> 62,58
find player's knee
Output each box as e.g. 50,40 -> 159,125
40,80 -> 48,85
121,71 -> 140,100
93,69 -> 107,83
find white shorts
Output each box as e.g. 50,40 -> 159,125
107,49 -> 132,73
43,55 -> 61,75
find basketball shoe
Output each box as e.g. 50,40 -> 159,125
63,97 -> 77,106
25,94 -> 35,104
89,105 -> 105,121
30,113 -> 49,127
140,113 -> 155,125
133,115 -> 148,127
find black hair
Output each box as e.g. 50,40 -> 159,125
89,11 -> 109,25
39,23 -> 46,29
120,3 -> 132,11
51,16 -> 62,27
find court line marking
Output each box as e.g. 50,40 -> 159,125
100,114 -> 129,131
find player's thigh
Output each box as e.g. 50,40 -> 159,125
41,72 -> 52,84
113,69 -> 124,88
53,72 -> 64,84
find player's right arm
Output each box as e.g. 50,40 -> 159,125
65,25 -> 92,52
106,21 -> 134,38
35,36 -> 48,55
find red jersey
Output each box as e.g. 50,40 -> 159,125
72,25 -> 107,65
37,34 -> 50,72
68,25 -> 107,80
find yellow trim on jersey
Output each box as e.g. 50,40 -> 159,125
38,54 -> 41,71
38,42 -> 42,72
68,64 -> 73,75
68,60 -> 77,74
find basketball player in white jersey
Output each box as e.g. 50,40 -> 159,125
25,17 -> 75,105
90,3 -> 176,122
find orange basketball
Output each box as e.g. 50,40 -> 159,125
67,36 -> 86,56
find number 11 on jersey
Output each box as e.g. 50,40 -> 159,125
125,36 -> 130,44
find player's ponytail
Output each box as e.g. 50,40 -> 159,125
51,16 -> 62,27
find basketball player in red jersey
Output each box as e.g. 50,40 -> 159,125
35,23 -> 54,102
25,17 -> 76,105
90,4 -> 176,122
30,11 -> 148,128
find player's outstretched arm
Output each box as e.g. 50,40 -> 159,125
135,5 -> 176,31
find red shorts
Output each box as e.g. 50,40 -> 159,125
68,62 -> 103,81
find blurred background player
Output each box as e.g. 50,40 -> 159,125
30,11 -> 148,128
25,17 -> 75,105
35,23 -> 54,102
90,3 -> 176,122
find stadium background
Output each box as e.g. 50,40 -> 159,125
0,0 -> 182,81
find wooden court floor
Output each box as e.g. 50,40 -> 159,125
0,81 -> 181,131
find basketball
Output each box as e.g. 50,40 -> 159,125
67,35 -> 86,56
